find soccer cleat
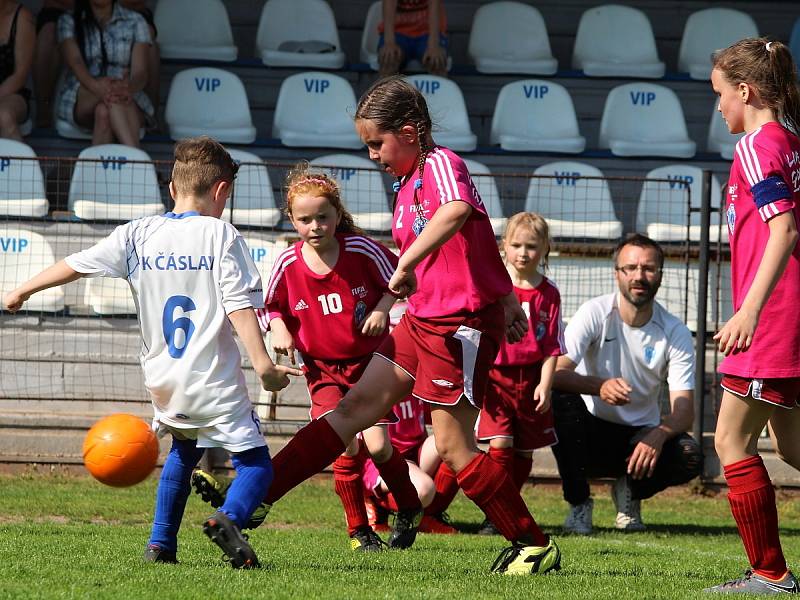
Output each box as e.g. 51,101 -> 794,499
490,537 -> 562,575
203,511 -> 261,569
388,507 -> 423,549
612,476 -> 646,532
419,514 -> 457,535
143,544 -> 177,564
365,497 -> 391,533
192,469 -> 270,529
477,518 -> 501,536
349,526 -> 386,551
704,569 -> 799,594
563,498 -> 594,535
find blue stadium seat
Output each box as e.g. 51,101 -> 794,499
572,4 -> 664,78
165,68 -> 256,144
526,161 -> 623,240
155,0 -> 237,61
707,100 -> 743,161
406,75 -> 476,152
224,149 -> 281,229
68,144 -> 163,221
678,8 -> 758,80
273,73 -> 362,149
0,140 -> 48,218
257,0 -> 345,69
310,154 -> 391,231
462,158 -> 506,236
599,83 -> 696,158
637,165 -> 726,243
0,227 -> 65,312
490,79 -> 585,153
467,2 -> 557,75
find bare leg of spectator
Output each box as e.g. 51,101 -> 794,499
33,21 -> 60,128
0,94 -> 27,141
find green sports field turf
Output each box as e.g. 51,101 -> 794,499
2,471 -> 799,599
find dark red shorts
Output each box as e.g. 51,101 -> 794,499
301,354 -> 398,423
374,302 -> 504,408
477,364 -> 558,450
720,374 -> 800,409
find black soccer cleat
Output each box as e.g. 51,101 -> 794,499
203,511 -> 261,569
350,526 -> 387,552
388,507 -> 423,549
143,544 -> 177,564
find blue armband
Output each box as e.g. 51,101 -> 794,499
751,175 -> 791,208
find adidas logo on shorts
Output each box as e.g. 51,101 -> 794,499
294,299 -> 309,311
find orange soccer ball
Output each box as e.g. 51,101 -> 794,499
82,414 -> 159,487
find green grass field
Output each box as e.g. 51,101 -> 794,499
2,470 -> 800,599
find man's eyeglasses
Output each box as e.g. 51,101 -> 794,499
615,264 -> 661,277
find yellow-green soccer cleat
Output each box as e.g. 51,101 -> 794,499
191,469 -> 270,529
490,537 -> 562,575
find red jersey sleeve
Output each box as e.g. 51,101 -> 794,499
540,284 -> 565,358
748,134 -> 796,223
257,247 -> 296,333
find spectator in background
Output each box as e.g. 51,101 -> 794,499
55,0 -> 154,147
34,0 -> 159,130
551,234 -> 702,535
0,0 -> 34,140
378,0 -> 448,78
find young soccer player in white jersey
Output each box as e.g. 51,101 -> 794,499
705,38 -> 800,594
476,213 -> 564,536
226,77 -> 560,575
2,136 -> 301,569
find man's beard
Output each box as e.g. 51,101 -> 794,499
620,278 -> 660,307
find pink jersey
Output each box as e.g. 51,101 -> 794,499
495,278 -> 565,366
722,121 -> 800,378
257,234 -> 398,360
392,146 -> 511,317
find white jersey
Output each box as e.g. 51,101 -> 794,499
66,212 -> 264,429
564,293 -> 694,427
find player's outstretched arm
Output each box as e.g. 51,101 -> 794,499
3,260 -> 82,312
228,307 -> 302,391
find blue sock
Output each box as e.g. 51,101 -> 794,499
148,437 -> 204,553
221,446 -> 273,528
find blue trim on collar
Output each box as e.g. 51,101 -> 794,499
163,211 -> 201,219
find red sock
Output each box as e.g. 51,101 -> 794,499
333,454 -> 368,536
489,446 -> 514,474
724,455 -> 787,580
374,445 -> 422,511
265,417 -> 346,504
457,452 -> 547,546
512,454 -> 533,491
425,462 -> 459,516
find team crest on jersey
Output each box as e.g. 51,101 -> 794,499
727,204 -> 736,234
535,322 -> 546,340
412,212 -> 428,236
354,301 -> 367,327
644,346 -> 654,364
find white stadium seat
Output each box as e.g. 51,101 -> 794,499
599,83 -> 696,158
572,4 -> 664,78
69,144 -> 163,221
243,236 -> 288,281
637,165 -> 726,243
462,158 -> 506,236
678,8 -> 758,80
0,140 -> 48,218
548,255 -> 615,321
310,154 -> 391,231
165,68 -> 256,144
707,101 -> 743,161
84,277 -> 135,315
0,228 -> 64,312
406,75 -> 476,152
490,79 -> 585,153
468,2 -> 557,75
155,0 -> 237,61
360,1 -> 452,72
273,72 -> 362,149
224,149 -> 281,229
256,0 -> 345,69
526,161 -> 623,240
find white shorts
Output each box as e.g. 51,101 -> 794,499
153,409 -> 267,453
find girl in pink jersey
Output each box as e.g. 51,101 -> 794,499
476,213 -> 564,536
254,76 -> 560,575
707,38 -> 800,594
261,164 -> 423,551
